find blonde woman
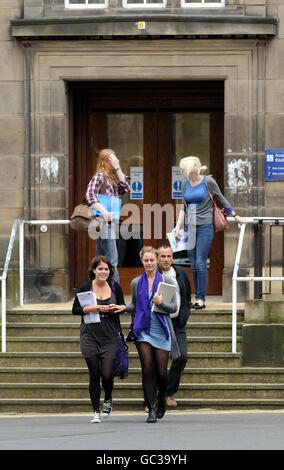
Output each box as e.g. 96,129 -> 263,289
124,246 -> 179,423
174,156 -> 246,309
85,149 -> 130,282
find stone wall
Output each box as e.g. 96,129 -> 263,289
0,1 -> 24,305
0,0 -> 283,303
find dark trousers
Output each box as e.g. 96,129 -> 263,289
166,322 -> 188,397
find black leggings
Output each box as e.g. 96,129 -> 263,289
85,356 -> 115,412
136,341 -> 169,405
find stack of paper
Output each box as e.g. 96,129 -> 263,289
77,291 -> 100,324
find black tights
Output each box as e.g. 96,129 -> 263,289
85,356 -> 114,412
136,341 -> 169,405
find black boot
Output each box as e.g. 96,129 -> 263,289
146,402 -> 157,423
157,398 -> 166,419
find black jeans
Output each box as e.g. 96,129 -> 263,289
166,323 -> 188,397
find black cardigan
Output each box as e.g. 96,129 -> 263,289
72,279 -> 125,323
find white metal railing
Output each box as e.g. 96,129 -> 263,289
2,217 -> 284,354
1,219 -> 70,352
1,219 -> 21,353
232,217 -> 284,354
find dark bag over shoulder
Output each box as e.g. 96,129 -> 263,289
110,281 -> 129,380
112,326 -> 129,380
205,177 -> 229,233
70,175 -> 107,233
70,202 -> 94,232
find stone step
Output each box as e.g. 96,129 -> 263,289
7,310 -> 244,324
1,336 -> 242,353
7,311 -> 81,324
5,322 -> 243,337
0,351 -> 242,368
1,366 -> 284,384
188,337 -> 242,352
188,311 -> 244,323
1,382 -> 284,400
1,397 -> 284,413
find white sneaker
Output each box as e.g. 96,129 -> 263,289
101,400 -> 112,418
90,412 -> 101,423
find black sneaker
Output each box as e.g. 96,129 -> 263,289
102,399 -> 112,418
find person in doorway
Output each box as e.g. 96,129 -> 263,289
124,246 -> 179,423
72,255 -> 126,424
85,148 -> 130,283
173,156 -> 247,309
157,244 -> 191,407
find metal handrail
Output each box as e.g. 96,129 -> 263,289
232,217 -> 284,354
1,219 -> 21,352
2,217 -> 284,354
1,219 -> 70,352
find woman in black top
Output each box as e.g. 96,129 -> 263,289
72,255 -> 126,423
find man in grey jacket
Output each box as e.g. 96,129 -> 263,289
157,245 -> 191,407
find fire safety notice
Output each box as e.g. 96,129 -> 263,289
265,149 -> 284,181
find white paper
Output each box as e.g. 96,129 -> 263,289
77,291 -> 101,324
166,230 -> 189,253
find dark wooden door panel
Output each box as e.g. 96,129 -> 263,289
69,81 -> 224,295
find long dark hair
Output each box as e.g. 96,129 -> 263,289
89,255 -> 114,281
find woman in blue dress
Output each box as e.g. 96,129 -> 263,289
125,246 -> 179,423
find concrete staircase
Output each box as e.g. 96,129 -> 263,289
1,303 -> 284,413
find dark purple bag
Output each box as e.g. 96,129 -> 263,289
111,281 -> 129,380
112,325 -> 129,380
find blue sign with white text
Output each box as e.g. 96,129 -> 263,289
131,181 -> 143,199
265,149 -> 284,181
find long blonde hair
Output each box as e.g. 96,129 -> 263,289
95,148 -> 118,186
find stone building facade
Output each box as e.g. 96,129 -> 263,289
0,0 -> 283,304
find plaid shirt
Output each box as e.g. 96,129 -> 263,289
85,172 -> 130,205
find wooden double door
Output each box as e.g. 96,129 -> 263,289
69,81 -> 224,295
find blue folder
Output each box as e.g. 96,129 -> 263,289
92,195 -> 122,221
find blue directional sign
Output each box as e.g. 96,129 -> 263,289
173,180 -> 183,198
132,181 -> 142,192
265,149 -> 284,181
131,180 -> 143,199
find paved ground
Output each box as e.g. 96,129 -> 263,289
0,409 -> 284,452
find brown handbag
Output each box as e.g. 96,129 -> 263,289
205,177 -> 229,233
70,176 -> 107,233
70,202 -> 97,232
